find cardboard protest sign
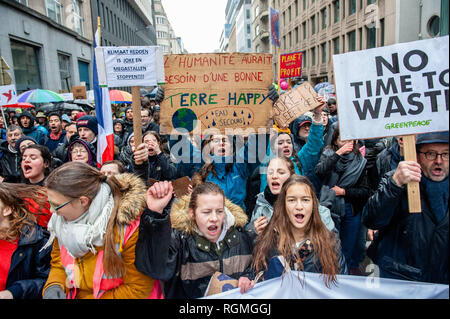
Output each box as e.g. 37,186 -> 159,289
280,52 -> 302,78
94,46 -> 165,88
72,86 -> 87,100
273,82 -> 322,128
160,53 -> 273,135
333,35 -> 449,141
0,84 -> 17,106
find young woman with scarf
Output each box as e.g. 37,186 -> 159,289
314,127 -> 372,272
0,183 -> 52,299
41,162 -> 162,299
245,175 -> 347,291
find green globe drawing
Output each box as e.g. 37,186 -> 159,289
172,108 -> 197,132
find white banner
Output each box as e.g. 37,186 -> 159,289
204,271 -> 449,299
0,84 -> 17,106
333,36 -> 449,141
96,46 -> 164,88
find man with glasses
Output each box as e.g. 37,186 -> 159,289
362,131 -> 449,284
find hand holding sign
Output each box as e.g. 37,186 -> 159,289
273,82 -> 323,129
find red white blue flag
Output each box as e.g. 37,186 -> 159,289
93,30 -> 114,166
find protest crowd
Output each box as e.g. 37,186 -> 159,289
0,75 -> 448,300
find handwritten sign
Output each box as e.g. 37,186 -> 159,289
273,82 -> 322,128
160,53 -> 273,134
280,52 -> 302,78
333,36 -> 449,141
95,46 -> 164,88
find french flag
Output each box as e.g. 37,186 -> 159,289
93,30 -> 114,167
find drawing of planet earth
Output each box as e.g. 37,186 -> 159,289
172,108 -> 198,132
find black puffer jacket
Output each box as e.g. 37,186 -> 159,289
135,195 -> 254,299
362,171 -> 449,284
0,140 -> 21,183
132,152 -> 179,184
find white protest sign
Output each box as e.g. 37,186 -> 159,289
95,46 -> 164,88
0,84 -> 17,106
333,36 -> 449,141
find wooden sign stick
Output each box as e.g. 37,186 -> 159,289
402,134 -> 422,213
131,86 -> 143,163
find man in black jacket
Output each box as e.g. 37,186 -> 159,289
0,125 -> 23,183
362,131 -> 449,284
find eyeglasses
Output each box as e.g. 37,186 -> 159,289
419,151 -> 449,161
48,198 -> 76,211
71,148 -> 88,155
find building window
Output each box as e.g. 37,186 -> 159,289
333,37 -> 340,54
303,51 -> 307,67
247,23 -> 251,34
366,26 -> 376,48
334,0 -> 340,23
295,27 -> 299,43
46,0 -> 62,24
321,42 -> 327,63
380,18 -> 385,46
311,47 -> 316,65
289,32 -> 292,47
321,8 -> 327,29
289,6 -> 292,22
156,17 -> 165,24
367,0 -> 376,4
295,0 -> 299,16
359,27 -> 363,50
72,0 -> 83,36
247,39 -> 252,49
303,22 -> 307,39
283,36 -> 286,49
58,53 -> 72,92
303,0 -> 307,10
10,40 -> 41,93
311,15 -> 316,35
246,9 -> 250,19
349,0 -> 356,15
348,30 -> 356,51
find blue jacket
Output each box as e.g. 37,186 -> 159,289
362,171 -> 449,284
5,223 -> 52,299
259,120 -> 324,193
172,134 -> 269,210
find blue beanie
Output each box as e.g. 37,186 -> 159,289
76,115 -> 98,136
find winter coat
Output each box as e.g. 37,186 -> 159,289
0,140 -> 21,183
371,138 -> 403,190
315,149 -> 372,229
118,144 -> 135,172
132,152 -> 179,184
362,171 -> 449,284
135,195 -> 254,299
18,113 -> 47,145
45,130 -> 66,153
4,222 -> 52,299
43,173 -> 157,299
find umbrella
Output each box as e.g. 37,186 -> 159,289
109,90 -> 132,104
37,103 -> 83,114
1,102 -> 35,108
17,89 -> 64,103
313,82 -> 331,93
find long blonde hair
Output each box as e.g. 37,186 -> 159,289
251,175 -> 340,287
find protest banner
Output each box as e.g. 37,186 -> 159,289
280,52 -> 302,79
160,53 -> 273,135
273,82 -> 322,128
333,36 -> 449,213
95,45 -> 165,147
204,271 -> 449,299
72,85 -> 87,100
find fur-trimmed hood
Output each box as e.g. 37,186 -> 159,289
114,173 -> 147,225
170,194 -> 248,234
